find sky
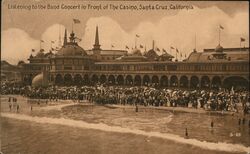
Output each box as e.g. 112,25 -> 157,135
1,0 -> 249,64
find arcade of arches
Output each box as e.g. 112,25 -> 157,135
52,74 -> 249,89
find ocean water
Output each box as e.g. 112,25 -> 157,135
1,95 -> 250,154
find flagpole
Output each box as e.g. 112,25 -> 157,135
219,26 -> 220,45
194,33 -> 196,50
240,40 -> 241,49
135,37 -> 137,48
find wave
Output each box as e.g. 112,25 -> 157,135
1,113 -> 249,153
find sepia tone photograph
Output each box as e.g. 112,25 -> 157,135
1,0 -> 249,153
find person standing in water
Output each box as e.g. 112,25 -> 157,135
185,128 -> 189,138
16,104 -> 19,113
8,97 -> 12,111
211,120 -> 214,128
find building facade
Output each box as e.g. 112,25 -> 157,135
20,26 -> 249,89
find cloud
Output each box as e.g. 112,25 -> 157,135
1,24 -> 65,64
2,6 -> 249,64
81,6 -> 249,59
1,28 -> 39,64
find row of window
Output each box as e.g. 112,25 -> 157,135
53,65 -> 90,70
94,64 -> 249,72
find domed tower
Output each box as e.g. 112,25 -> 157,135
212,44 -> 226,59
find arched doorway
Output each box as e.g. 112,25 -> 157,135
201,76 -> 210,88
160,76 -> 168,87
223,76 -> 249,89
152,75 -> 159,86
108,75 -> 115,85
55,74 -> 63,85
143,75 -> 150,86
91,74 -> 98,85
83,74 -> 89,85
64,74 -> 73,86
117,75 -> 124,85
180,76 -> 188,88
211,76 -> 221,89
125,75 -> 133,85
24,75 -> 32,85
134,75 -> 141,86
190,76 -> 199,89
170,76 -> 178,87
50,75 -> 54,82
100,75 -> 107,84
74,74 -> 82,85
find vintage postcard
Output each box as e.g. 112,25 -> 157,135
1,0 -> 249,154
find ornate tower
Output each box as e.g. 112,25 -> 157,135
63,29 -> 67,46
93,26 -> 101,50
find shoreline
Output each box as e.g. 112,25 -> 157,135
103,104 -> 248,117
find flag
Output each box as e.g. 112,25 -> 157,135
240,37 -> 245,42
176,48 -> 179,53
40,40 -> 44,42
156,48 -> 160,51
219,25 -> 224,29
51,41 -> 55,43
162,48 -> 167,53
136,34 -> 140,37
140,45 -> 143,48
75,37 -> 82,42
125,46 -> 129,49
31,49 -> 35,52
170,46 -> 175,49
73,19 -> 80,24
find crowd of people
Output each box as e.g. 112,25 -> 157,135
1,82 -> 250,114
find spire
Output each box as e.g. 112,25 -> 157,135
93,26 -> 101,50
58,25 -> 62,47
152,40 -> 155,50
63,29 -> 67,46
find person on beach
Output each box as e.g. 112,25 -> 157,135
16,104 -> 19,113
9,102 -> 12,111
211,120 -> 214,128
185,128 -> 189,138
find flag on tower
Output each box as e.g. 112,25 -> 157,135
40,40 -> 44,42
31,49 -> 35,52
170,46 -> 175,49
140,45 -> 143,48
73,19 -> 81,24
162,48 -> 167,53
219,25 -> 224,29
136,34 -> 140,37
125,46 -> 129,49
240,37 -> 245,42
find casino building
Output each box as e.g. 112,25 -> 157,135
20,26 -> 249,89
